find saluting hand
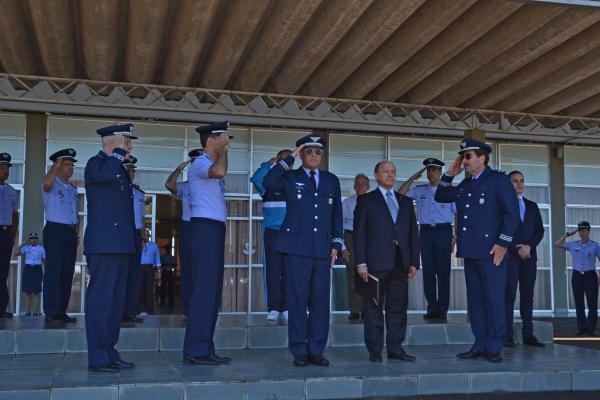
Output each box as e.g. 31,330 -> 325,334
52,159 -> 63,170
490,244 -> 508,266
291,144 -> 305,158
447,155 -> 463,177
410,168 -> 426,181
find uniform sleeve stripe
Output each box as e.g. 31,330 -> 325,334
279,160 -> 290,171
332,238 -> 344,244
499,234 -> 512,242
439,180 -> 450,187
111,152 -> 125,162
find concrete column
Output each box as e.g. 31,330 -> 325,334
23,113 -> 47,237
549,144 -> 568,316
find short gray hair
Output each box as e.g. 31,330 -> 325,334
354,173 -> 369,183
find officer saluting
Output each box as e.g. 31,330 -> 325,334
184,122 -> 232,365
165,148 -> 202,318
122,156 -> 146,323
398,158 -> 456,321
0,153 -> 18,318
41,148 -> 79,323
435,139 -> 519,363
84,123 -> 137,372
263,134 -> 343,367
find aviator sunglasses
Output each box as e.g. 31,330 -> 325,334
303,148 -> 323,156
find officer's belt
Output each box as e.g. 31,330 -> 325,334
420,223 -> 452,230
46,221 -> 76,229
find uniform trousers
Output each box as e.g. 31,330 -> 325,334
264,228 -> 286,312
505,253 -> 537,339
572,270 -> 598,335
184,217 -> 225,357
343,230 -> 362,314
123,230 -> 142,318
419,224 -> 452,315
139,264 -> 155,314
0,228 -> 13,313
179,221 -> 191,316
464,257 -> 507,355
42,222 -> 77,317
85,254 -> 128,367
359,254 -> 408,355
284,254 -> 330,359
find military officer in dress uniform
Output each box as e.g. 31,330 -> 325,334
165,148 -> 202,318
263,134 -> 343,367
184,122 -> 232,365
555,221 -> 599,336
122,156 -> 146,323
41,148 -> 79,323
0,153 -> 18,318
398,158 -> 456,321
435,139 -> 519,363
84,123 -> 137,372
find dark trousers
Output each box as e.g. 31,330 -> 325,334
179,221 -> 191,315
419,224 -> 452,315
359,251 -> 409,355
139,265 -> 155,314
264,228 -> 286,312
505,253 -> 537,339
572,270 -> 598,335
123,230 -> 142,318
160,269 -> 175,305
344,230 -> 362,314
0,228 -> 13,313
464,257 -> 507,355
85,254 -> 128,367
184,218 -> 225,357
42,222 -> 77,317
285,254 -> 330,359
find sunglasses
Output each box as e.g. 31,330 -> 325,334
462,153 -> 479,160
303,148 -> 323,156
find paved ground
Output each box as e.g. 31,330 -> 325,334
0,344 -> 598,399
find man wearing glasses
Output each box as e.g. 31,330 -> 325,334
263,134 -> 343,367
435,138 -> 519,363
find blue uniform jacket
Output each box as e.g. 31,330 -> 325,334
434,166 -> 519,259
83,149 -> 136,255
263,156 -> 343,259
510,198 -> 544,262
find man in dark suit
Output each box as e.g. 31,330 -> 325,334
263,134 -> 343,367
353,161 -> 420,363
84,124 -> 137,372
504,171 -> 545,347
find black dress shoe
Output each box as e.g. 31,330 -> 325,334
293,357 -> 309,367
210,353 -> 231,363
88,364 -> 119,373
110,360 -> 135,369
348,312 -> 361,321
456,349 -> 487,359
122,316 -> 143,323
184,355 -> 220,365
369,353 -> 382,363
61,314 -> 77,323
503,337 -> 516,347
523,336 -> 545,347
388,351 -> 416,362
487,353 -> 503,363
309,355 -> 330,366
45,315 -> 65,323
0,312 -> 12,318
422,313 -> 436,320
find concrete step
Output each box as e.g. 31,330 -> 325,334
0,314 -> 554,355
0,345 -> 597,400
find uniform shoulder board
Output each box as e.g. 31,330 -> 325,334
591,240 -> 598,244
69,183 -> 77,189
416,184 -> 426,187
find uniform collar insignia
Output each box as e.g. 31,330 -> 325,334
310,136 -> 320,142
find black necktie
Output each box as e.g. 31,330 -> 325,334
310,170 -> 317,191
